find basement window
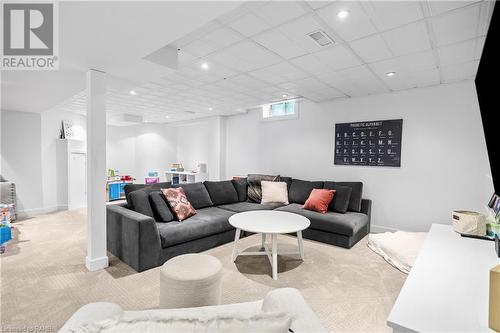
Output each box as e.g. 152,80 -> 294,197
262,100 -> 299,120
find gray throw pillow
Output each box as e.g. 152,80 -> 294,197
232,178 -> 248,202
175,183 -> 213,209
335,182 -> 363,212
323,182 -> 352,214
204,180 -> 239,205
247,174 -> 280,203
148,191 -> 174,222
128,188 -> 154,218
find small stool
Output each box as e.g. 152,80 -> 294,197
160,253 -> 222,309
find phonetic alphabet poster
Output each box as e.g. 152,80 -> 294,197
334,119 -> 403,167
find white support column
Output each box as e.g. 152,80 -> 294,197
85,69 -> 108,271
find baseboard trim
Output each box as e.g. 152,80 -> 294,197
371,224 -> 399,233
16,205 -> 67,219
85,256 -> 109,271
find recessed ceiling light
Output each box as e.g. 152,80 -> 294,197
282,94 -> 288,98
386,72 -> 396,77
129,90 -> 137,95
201,62 -> 209,70
165,115 -> 169,119
208,107 -> 213,111
337,10 -> 349,19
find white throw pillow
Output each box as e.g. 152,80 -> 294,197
261,181 -> 289,204
72,311 -> 293,333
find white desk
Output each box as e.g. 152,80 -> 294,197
388,224 -> 499,332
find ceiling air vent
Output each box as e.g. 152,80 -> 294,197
307,30 -> 334,47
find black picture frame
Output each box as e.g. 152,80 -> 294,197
488,192 -> 498,208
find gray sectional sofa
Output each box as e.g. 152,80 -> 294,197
107,177 -> 371,272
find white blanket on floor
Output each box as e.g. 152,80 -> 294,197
367,231 -> 427,274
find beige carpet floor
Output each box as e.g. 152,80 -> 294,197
0,209 -> 406,332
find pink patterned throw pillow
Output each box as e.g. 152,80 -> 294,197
161,188 -> 196,221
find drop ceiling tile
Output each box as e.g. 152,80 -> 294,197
369,50 -> 436,77
207,51 -> 255,72
225,40 -> 282,70
438,38 -> 477,67
432,4 -> 481,46
253,29 -> 309,59
475,36 -> 486,59
201,27 -> 243,49
252,1 -> 306,27
441,60 -> 479,82
226,11 -> 272,37
307,1 -> 331,10
313,44 -> 361,71
383,21 -> 431,56
181,40 -> 217,58
278,14 -> 326,54
410,68 -> 441,88
428,1 -> 478,16
316,1 -> 377,42
361,1 -> 423,31
289,53 -> 326,77
349,34 -> 393,63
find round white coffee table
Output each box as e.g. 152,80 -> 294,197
229,210 -> 310,280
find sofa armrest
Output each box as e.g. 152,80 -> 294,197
262,288 -> 326,333
107,204 -> 160,272
361,199 -> 372,231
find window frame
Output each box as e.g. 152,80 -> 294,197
261,99 -> 300,122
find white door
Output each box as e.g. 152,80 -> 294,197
69,152 -> 86,209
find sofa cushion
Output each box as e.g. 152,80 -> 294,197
288,179 -> 324,204
218,202 -> 286,213
174,183 -> 213,209
156,207 -> 235,248
303,189 -> 335,214
204,181 -> 239,206
247,174 -> 280,203
279,176 -> 293,191
323,182 -> 352,214
148,191 -> 174,222
275,203 -> 368,236
335,182 -> 363,212
162,188 -> 197,221
232,178 -> 248,202
261,181 -> 289,204
128,188 -> 154,218
125,182 -> 171,208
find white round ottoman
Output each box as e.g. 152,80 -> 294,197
159,253 -> 222,309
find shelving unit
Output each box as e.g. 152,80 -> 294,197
165,171 -> 207,185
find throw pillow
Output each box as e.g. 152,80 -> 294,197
231,178 -> 248,202
288,179 -> 324,204
204,180 -> 239,205
127,188 -> 154,218
335,181 -> 363,212
148,191 -> 174,222
175,183 -> 213,209
161,188 -> 196,221
323,182 -> 352,214
303,189 -> 335,214
261,181 -> 289,204
247,174 -> 280,203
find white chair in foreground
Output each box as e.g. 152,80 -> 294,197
59,288 -> 326,333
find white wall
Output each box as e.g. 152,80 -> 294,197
41,109 -> 86,210
225,81 -> 494,232
175,116 -> 225,180
0,110 -> 44,215
107,123 -> 177,182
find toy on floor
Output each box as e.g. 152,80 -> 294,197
0,204 -> 12,254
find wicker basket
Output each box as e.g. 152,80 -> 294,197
452,210 -> 486,236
